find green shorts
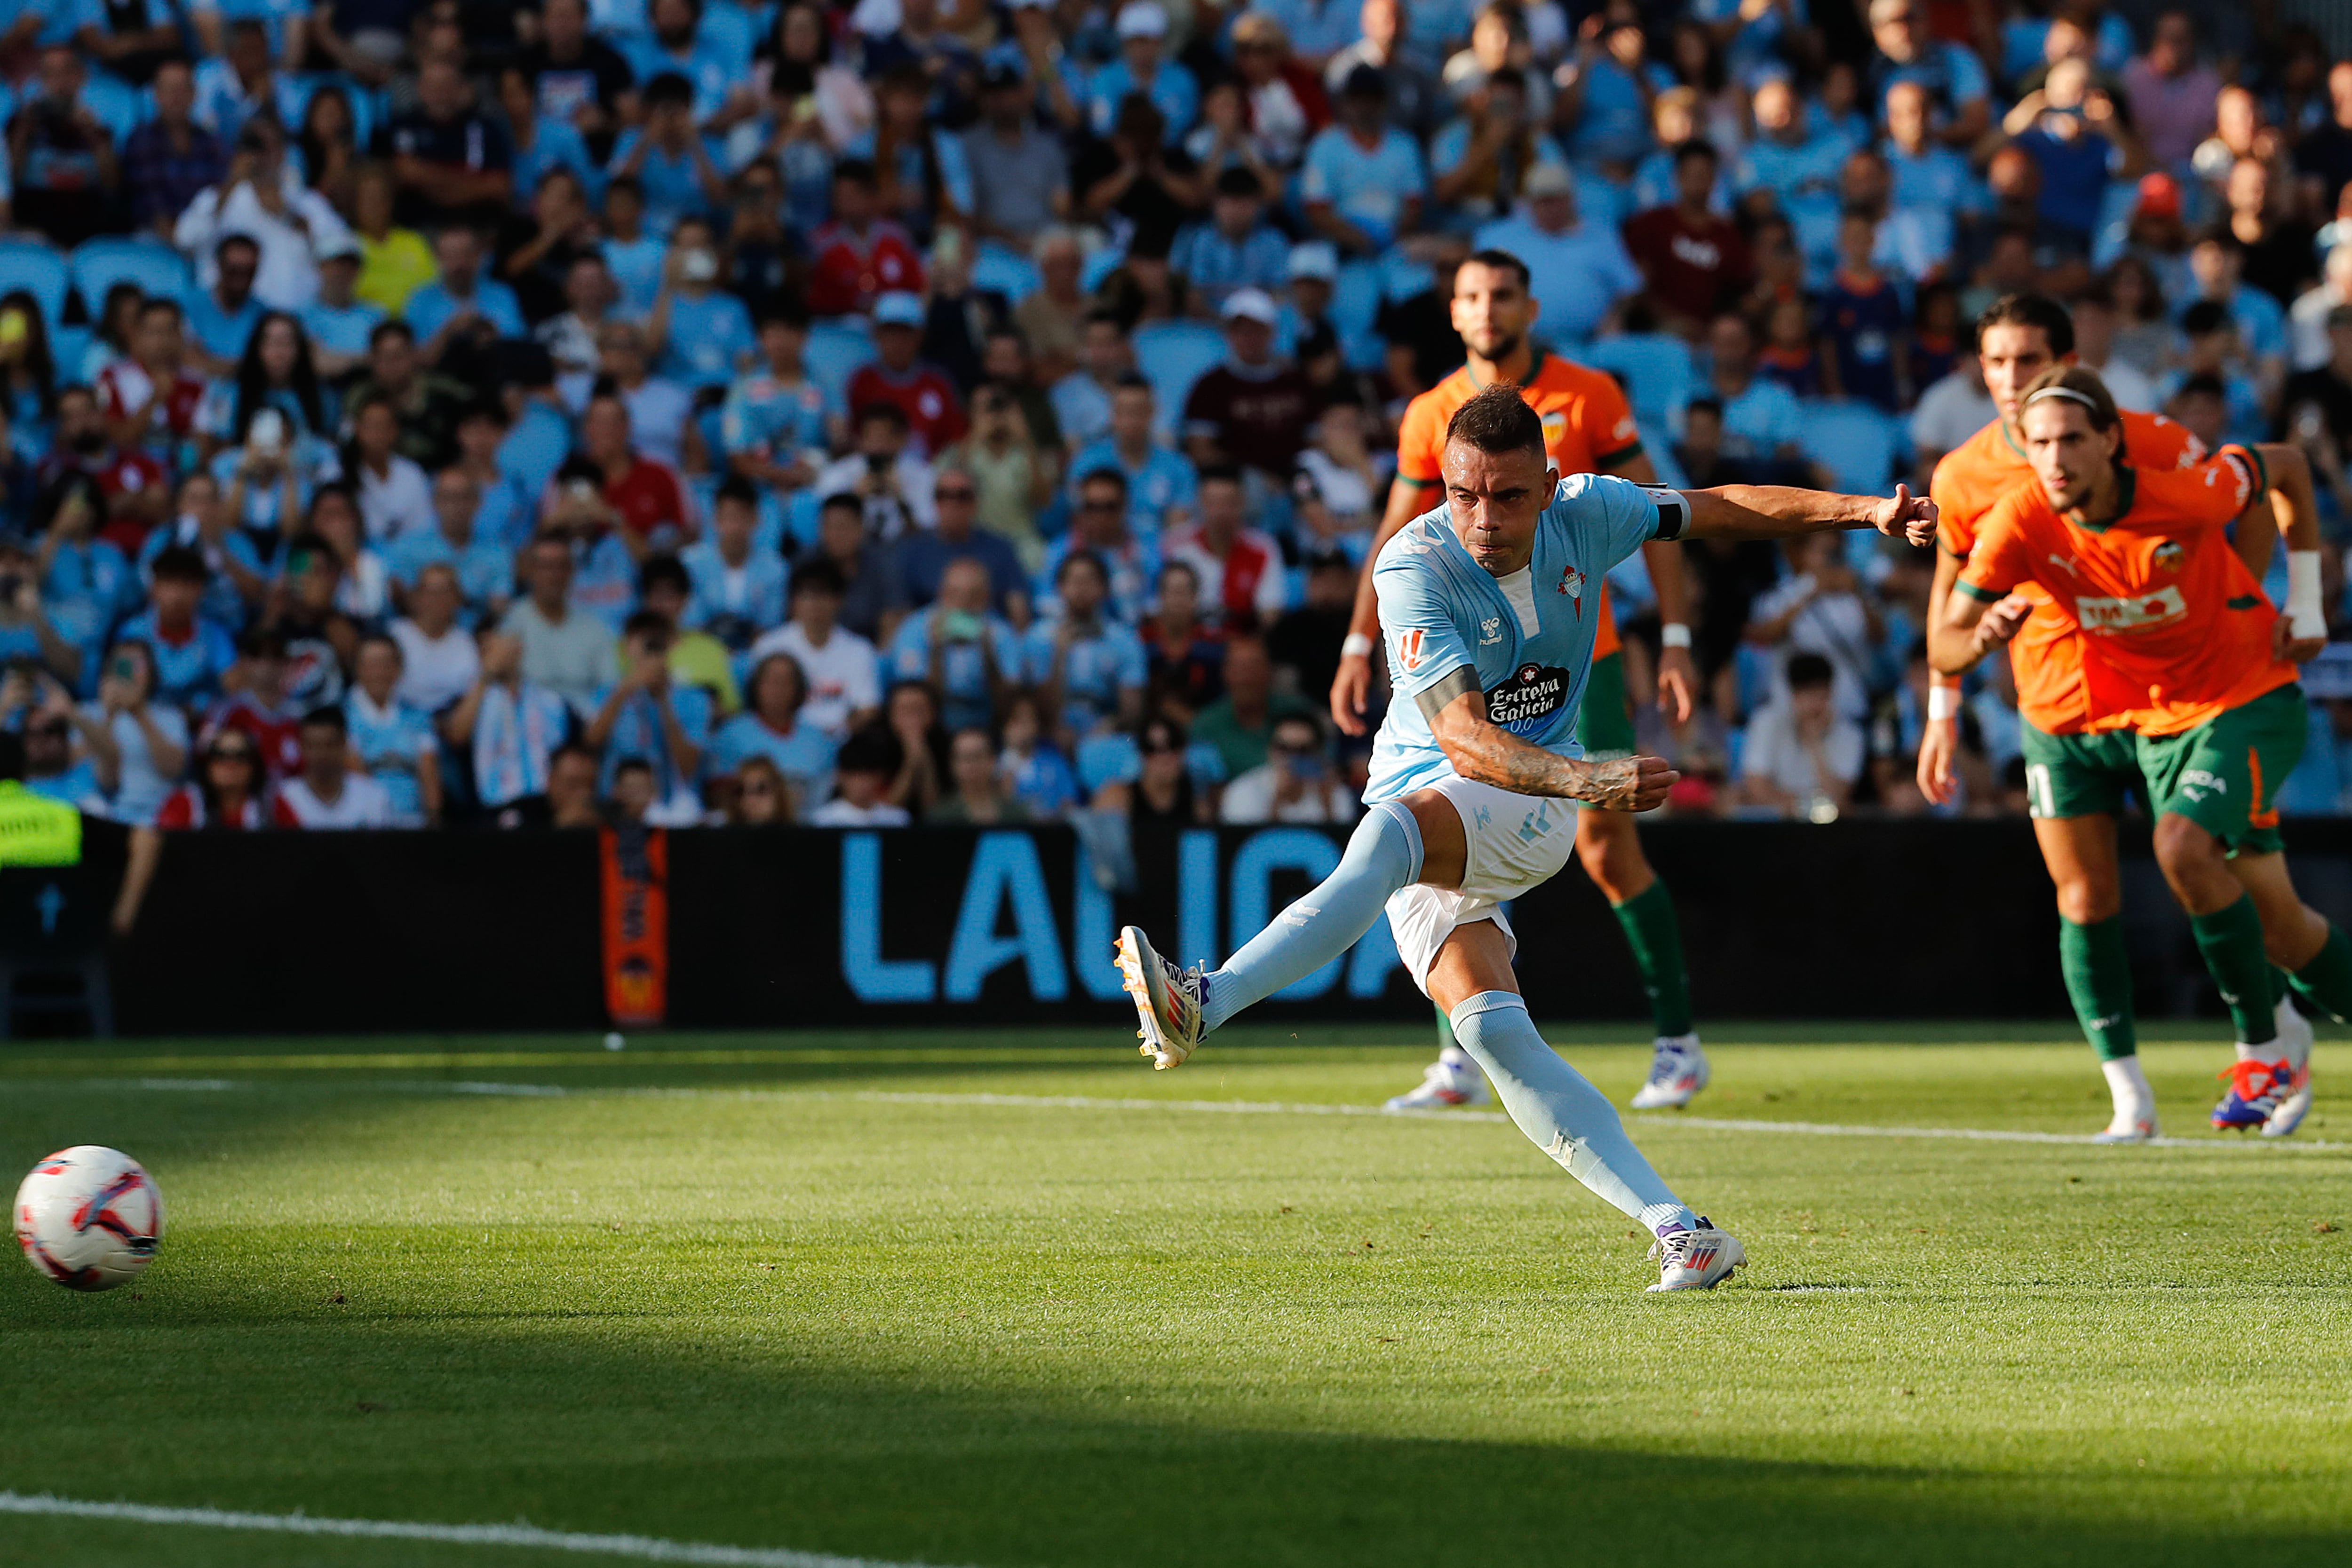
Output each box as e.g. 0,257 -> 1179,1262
2134,684 -> 2307,856
1578,650 -> 1636,760
2018,723 -> 2143,820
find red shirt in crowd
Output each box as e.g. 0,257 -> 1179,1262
154,784 -> 271,829
845,362 -> 967,456
804,219 -> 925,317
200,694 -> 305,780
1621,206 -> 1754,325
1162,522 -> 1286,630
98,359 -> 208,447
603,455 -> 689,539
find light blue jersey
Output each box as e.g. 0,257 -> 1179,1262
1366,473 -> 1665,804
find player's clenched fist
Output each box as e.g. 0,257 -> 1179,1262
1582,754 -> 1679,812
1869,483 -> 1940,546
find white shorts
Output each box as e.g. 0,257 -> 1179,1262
1383,775 -> 1579,995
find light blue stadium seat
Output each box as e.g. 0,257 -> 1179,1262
2275,698 -> 2344,817
1077,732 -> 1142,793
70,239 -> 192,317
972,242 -> 1041,305
49,326 -> 92,378
1130,319 -> 1226,432
1798,398 -> 1909,498
1582,333 -> 1695,436
804,319 -> 876,414
1331,259 -> 1383,371
0,241 -> 69,329
1081,244 -> 1125,294
81,73 -> 144,143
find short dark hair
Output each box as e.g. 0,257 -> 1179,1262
818,491 -> 864,519
1673,137 -> 1719,168
1974,293 -> 2075,358
1197,463 -> 1244,490
2175,371 -> 2228,403
1460,249 -> 1532,291
1787,653 -> 1835,691
1214,165 -> 1264,200
835,725 -> 902,777
790,557 -> 846,597
1076,465 -> 1130,498
1443,381 -> 1546,465
1056,548 -> 1109,586
2180,298 -> 2233,337
834,157 -> 879,189
623,608 -> 675,642
714,474 -> 760,510
150,544 -> 209,584
854,401 -> 909,429
637,554 -> 690,596
1683,396 -> 1724,423
0,729 -> 23,782
301,704 -> 347,735
369,318 -> 416,349
642,71 -> 694,108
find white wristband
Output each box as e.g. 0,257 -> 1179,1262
1927,684 -> 1960,722
1342,633 -> 1375,659
1660,622 -> 1692,649
2288,549 -> 2326,640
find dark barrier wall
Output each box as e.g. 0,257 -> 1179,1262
40,819 -> 2352,1035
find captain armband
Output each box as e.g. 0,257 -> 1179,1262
1412,665 -> 1483,725
1643,485 -> 1692,541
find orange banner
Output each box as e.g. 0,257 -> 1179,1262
599,825 -> 668,1027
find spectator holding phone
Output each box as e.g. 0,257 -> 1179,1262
1217,710 -> 1355,824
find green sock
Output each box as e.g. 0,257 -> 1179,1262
1611,879 -> 1694,1038
2059,916 -> 2137,1061
2190,894 -> 2278,1045
1434,1006 -> 1456,1053
2287,921 -> 2352,1024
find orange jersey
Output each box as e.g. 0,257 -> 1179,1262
1396,352 -> 1645,657
1958,448 -> 2289,736
1931,409 -> 2203,733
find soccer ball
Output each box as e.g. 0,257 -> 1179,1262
14,1146 -> 164,1291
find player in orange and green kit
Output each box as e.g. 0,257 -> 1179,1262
1327,248 -> 1706,1112
1920,296 -> 2333,1138
1937,366 -> 2351,1138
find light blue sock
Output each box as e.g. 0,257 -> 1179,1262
1450,990 -> 1698,1236
1198,800 -> 1423,1033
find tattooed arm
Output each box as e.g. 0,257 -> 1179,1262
1421,670 -> 1677,810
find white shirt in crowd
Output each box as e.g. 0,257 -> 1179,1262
747,621 -> 880,740
356,454 -> 434,542
1217,763 -> 1362,825
811,450 -> 938,536
1747,572 -> 1876,719
2078,353 -> 2156,412
1739,702 -> 1866,804
1908,369 -> 1998,458
174,170 -> 354,310
808,798 -> 911,826
278,770 -> 396,827
390,618 -> 481,713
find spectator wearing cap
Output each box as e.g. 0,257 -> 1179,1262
847,293 -> 967,459
1065,376 -> 1197,538
1181,289 -> 1317,483
1474,165 -> 1642,346
1865,0 -> 1989,151
962,63 -> 1070,250
1280,240 -> 1343,356
1325,0 -> 1441,138
373,54 -> 514,229
2122,11 -> 2223,173
1090,3 -> 1198,143
1301,66 -> 1426,260
1172,166 -> 1289,310
1622,140 -> 1753,338
123,57 -> 227,241
300,236 -> 385,380
805,159 -> 927,318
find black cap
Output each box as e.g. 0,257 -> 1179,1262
1341,63 -> 1387,101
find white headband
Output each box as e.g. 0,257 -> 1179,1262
2023,386 -> 2101,412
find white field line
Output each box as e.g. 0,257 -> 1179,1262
0,1492 -> 967,1568
51,1079 -> 2352,1152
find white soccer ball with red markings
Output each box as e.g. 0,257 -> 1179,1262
15,1146 -> 164,1291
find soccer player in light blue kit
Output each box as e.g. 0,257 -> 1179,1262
1116,385 -> 1938,1291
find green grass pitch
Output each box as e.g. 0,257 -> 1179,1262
3,1023 -> 2350,1568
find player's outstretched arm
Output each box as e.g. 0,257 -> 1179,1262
1423,675 -> 1677,810
1680,483 -> 1939,544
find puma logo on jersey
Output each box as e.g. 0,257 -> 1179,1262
2046,552 -> 2079,576
1395,628 -> 1427,671
2077,586 -> 2188,633
1478,616 -> 1502,645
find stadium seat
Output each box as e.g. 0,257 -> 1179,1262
1583,333 -> 1694,436
49,325 -> 93,379
1798,398 -> 1910,498
0,241 -> 69,330
80,71 -> 144,143
1330,260 -> 1383,372
69,239 -> 191,319
1130,320 -> 1226,432
1077,732 -> 1142,794
2273,699 -> 2344,817
971,242 -> 1041,305
804,319 -> 876,414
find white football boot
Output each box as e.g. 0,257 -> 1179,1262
1115,925 -> 1206,1070
2264,993 -> 2316,1139
1383,1048 -> 1492,1111
2091,1109 -> 2159,1144
1629,1034 -> 1709,1109
1647,1220 -> 1746,1291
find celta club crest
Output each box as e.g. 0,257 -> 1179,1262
1557,564 -> 1586,615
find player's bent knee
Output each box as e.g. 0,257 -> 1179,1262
2051,876 -> 2120,927
1405,790 -> 1469,889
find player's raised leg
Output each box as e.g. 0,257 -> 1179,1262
1423,918 -> 1740,1291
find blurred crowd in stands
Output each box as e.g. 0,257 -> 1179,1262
1,0 -> 2351,830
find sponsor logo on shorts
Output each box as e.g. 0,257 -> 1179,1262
1486,663 -> 1572,728
2179,767 -> 2227,803
2077,585 -> 2187,633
